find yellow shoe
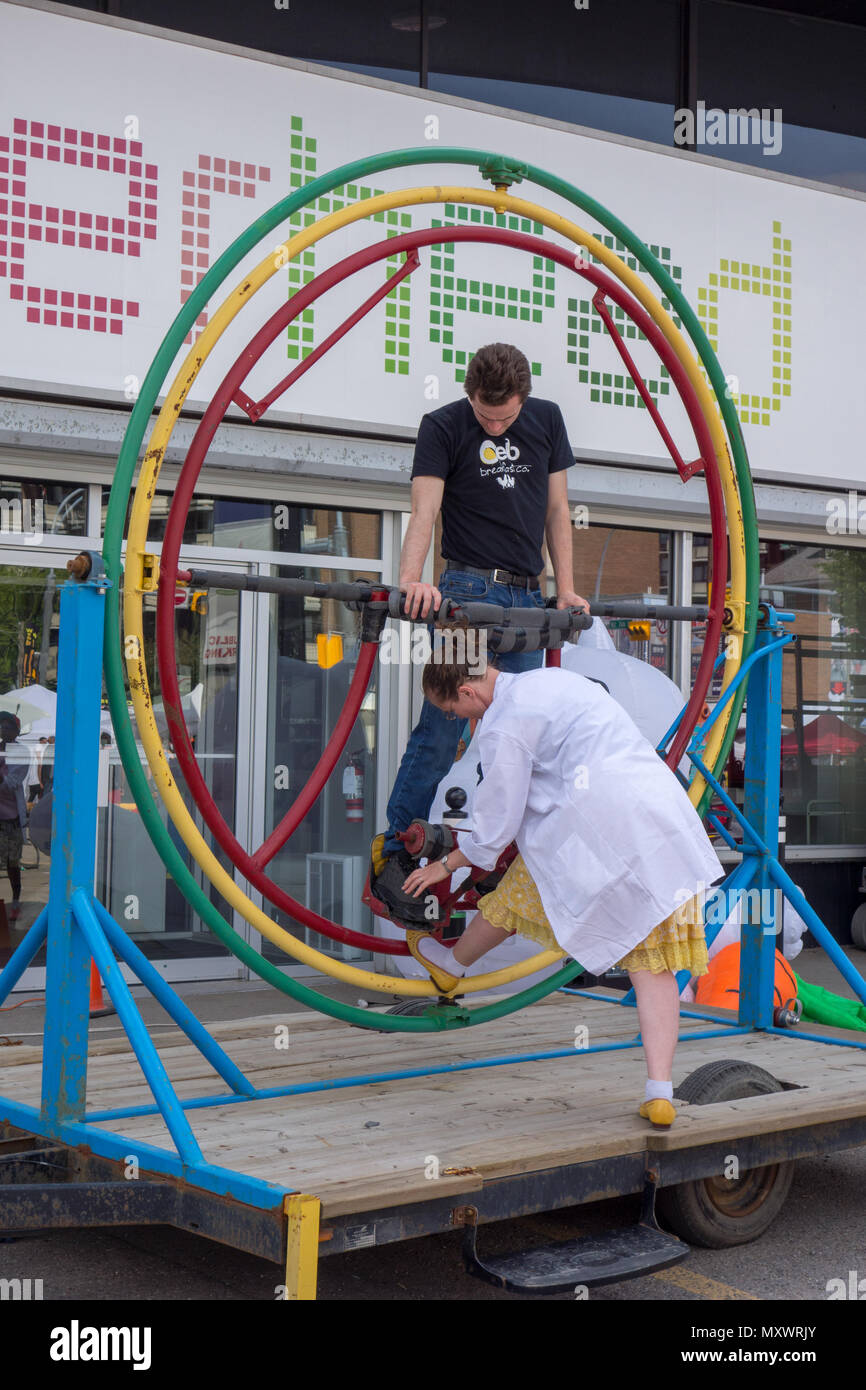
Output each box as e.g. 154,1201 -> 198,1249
639,1098 -> 677,1128
370,833 -> 389,879
405,930 -> 462,995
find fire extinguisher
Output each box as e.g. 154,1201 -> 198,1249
342,754 -> 364,824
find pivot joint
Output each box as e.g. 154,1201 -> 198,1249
478,157 -> 528,192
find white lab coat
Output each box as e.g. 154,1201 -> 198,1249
462,668 -> 723,974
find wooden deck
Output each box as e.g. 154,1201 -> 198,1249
2,992 -> 866,1221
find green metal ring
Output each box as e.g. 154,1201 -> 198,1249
103,145 -> 757,1030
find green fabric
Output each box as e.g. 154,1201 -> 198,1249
794,973 -> 866,1032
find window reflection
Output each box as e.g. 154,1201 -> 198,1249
570,524 -> 674,673
262,566 -> 379,964
696,535 -> 866,848
429,74 -> 675,146
0,479 -> 88,539
697,1 -> 866,194
100,489 -> 382,558
687,120 -> 866,195
0,565 -> 69,965
775,542 -> 866,847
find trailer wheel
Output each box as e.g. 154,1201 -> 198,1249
656,1060 -> 794,1248
851,903 -> 866,951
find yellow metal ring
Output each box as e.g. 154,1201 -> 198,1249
123,184 -> 745,993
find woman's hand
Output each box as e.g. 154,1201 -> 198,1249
403,858 -> 451,897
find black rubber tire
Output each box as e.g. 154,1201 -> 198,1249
656,1060 -> 795,1249
384,999 -> 435,1016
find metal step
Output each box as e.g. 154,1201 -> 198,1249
462,1174 -> 689,1294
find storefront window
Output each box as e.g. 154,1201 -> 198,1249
101,489 -> 382,558
691,531 -> 731,699
430,519 -> 673,669
771,541 -> 866,847
95,580 -> 241,959
261,565 -> 380,965
0,478 -> 88,539
571,524 -> 674,673
2,489 -> 386,982
696,536 -> 866,849
0,563 -> 67,968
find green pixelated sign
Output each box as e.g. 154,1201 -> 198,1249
567,235 -> 683,410
281,117 -> 791,425
696,221 -> 792,427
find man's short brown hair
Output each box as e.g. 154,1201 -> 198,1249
464,344 -> 532,405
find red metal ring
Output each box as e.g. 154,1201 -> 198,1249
156,224 -> 726,953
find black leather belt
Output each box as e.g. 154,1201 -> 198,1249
442,559 -> 535,589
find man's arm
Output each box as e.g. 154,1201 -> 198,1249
545,469 -> 588,611
399,475 -> 445,619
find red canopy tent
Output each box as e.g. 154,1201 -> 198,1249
781,710 -> 866,758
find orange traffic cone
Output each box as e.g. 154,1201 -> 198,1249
89,959 -> 115,1018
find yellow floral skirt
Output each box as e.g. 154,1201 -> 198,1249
477,854 -> 708,976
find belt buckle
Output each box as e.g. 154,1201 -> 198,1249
492,568 -> 510,585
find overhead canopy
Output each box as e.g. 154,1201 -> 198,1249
781,709 -> 866,758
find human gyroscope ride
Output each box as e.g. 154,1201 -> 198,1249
4,145 -> 866,1299
102,145 -> 757,1033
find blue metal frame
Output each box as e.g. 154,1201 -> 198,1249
2,581 -> 865,1228
0,559 -> 288,1210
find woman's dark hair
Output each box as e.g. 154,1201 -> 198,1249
422,651 -> 494,703
464,343 -> 532,405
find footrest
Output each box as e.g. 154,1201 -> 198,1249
461,1174 -> 689,1294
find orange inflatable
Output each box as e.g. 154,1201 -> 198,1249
695,942 -> 798,1009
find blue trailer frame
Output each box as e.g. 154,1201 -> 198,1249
1,563 -> 865,1296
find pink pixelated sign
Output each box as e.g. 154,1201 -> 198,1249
0,118 -> 153,331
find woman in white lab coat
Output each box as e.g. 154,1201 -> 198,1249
402,657 -> 723,1127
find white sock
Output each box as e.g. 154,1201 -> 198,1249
645,1079 -> 674,1102
416,937 -> 465,976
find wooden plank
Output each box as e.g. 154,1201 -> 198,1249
202,1090 -> 649,1175
317,1168 -> 483,1219
0,1007 -> 661,1112
24,1035 -> 852,1127
3,1033 -> 858,1136
648,1083 -> 866,1150
72,1007 -> 720,1095
4,997 -> 866,1225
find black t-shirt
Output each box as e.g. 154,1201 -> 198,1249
411,396 -> 573,576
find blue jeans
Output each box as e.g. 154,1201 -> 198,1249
384,569 -> 546,854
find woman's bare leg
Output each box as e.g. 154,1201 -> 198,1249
628,968 -> 680,1081
452,912 -> 513,968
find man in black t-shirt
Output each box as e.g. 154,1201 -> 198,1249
373,343 -> 588,924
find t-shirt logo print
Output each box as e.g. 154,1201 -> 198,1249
479,438 -> 520,466
496,474 -> 516,489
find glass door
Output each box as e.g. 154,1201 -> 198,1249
238,499 -> 386,974
0,555 -> 69,985
93,561 -> 250,982
249,561 -> 381,970
3,550 -> 257,991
